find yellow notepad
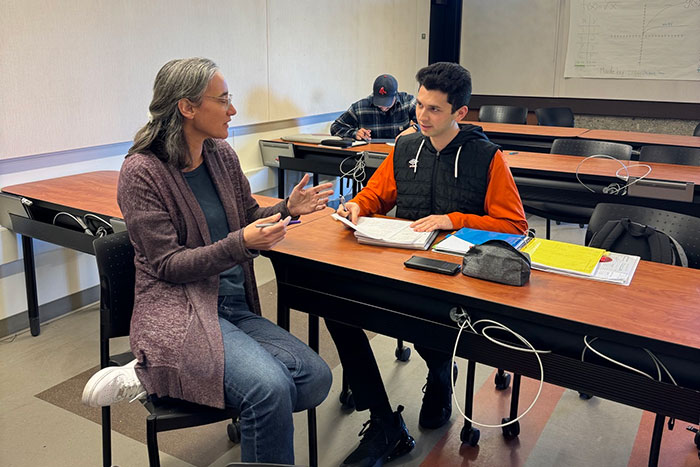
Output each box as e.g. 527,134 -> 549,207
520,238 -> 605,276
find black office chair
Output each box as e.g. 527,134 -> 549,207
478,105 -> 528,124
693,122 -> 700,137
638,145 -> 700,166
522,138 -> 633,239
551,138 -> 633,159
94,232 -> 240,467
534,107 -> 574,127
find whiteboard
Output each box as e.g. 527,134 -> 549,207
460,0 -> 700,103
565,0 -> 700,80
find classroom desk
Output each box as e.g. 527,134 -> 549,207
506,151 -> 700,218
265,214 -> 700,466
580,129 -> 700,149
473,122 -> 589,152
1,171 -> 330,336
275,140 -> 700,218
275,140 -> 392,198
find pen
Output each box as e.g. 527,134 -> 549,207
256,220 -> 301,228
339,195 -> 349,212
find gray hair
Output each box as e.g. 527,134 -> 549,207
128,57 -> 219,169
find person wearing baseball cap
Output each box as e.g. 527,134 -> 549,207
331,74 -> 418,141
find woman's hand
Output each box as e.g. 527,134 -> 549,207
243,213 -> 291,250
287,173 -> 334,216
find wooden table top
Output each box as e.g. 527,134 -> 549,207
506,151 -> 700,184
1,170 -> 332,225
277,139 -> 393,155
471,122 -> 589,138
272,214 -> 700,351
580,129 -> 700,148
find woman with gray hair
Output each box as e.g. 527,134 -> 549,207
82,57 -> 333,464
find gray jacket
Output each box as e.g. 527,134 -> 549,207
117,139 -> 290,408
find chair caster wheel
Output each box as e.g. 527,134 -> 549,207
494,371 -> 511,390
579,392 -> 593,400
339,388 -> 355,410
395,346 -> 411,362
460,426 -> 480,446
227,421 -> 241,443
501,417 -> 520,438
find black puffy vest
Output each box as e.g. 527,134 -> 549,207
393,128 -> 498,221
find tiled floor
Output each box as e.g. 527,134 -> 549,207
2,216 -> 697,466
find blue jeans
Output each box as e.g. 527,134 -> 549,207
218,296 -> 331,464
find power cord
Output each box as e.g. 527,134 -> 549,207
450,306 -> 550,428
84,213 -> 112,237
52,212 -> 113,237
53,212 -> 93,235
581,335 -> 678,429
575,154 -> 652,196
339,153 -> 366,183
581,336 -> 677,385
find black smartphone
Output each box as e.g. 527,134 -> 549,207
404,256 -> 461,275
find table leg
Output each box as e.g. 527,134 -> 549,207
307,314 -> 319,467
278,168 -> 286,200
648,413 -> 664,466
21,235 -> 40,336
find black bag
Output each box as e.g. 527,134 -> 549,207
462,239 -> 531,286
588,218 -> 688,267
320,138 -> 354,148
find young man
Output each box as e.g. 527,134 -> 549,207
330,74 -> 417,141
331,62 -> 527,466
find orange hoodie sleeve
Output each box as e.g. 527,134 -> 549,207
446,150 -> 528,234
350,147 -> 398,216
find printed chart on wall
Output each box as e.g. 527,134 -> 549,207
564,0 -> 700,80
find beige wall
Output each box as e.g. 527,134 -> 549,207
0,0 -> 431,328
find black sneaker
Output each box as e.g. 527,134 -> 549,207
340,405 -> 415,467
418,363 -> 458,429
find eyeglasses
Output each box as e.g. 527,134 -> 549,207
203,93 -> 234,108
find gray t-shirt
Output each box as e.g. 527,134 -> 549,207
183,162 -> 246,300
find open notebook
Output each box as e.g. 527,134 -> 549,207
331,214 -> 438,250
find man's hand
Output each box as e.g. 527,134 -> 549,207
396,121 -> 418,140
243,213 -> 291,250
355,128 -> 371,141
287,173 -> 334,216
336,201 -> 360,224
410,214 -> 453,232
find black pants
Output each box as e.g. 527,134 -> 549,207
325,318 -> 452,413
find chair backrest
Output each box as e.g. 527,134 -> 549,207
534,107 -> 574,127
694,122 -> 700,137
94,231 -> 135,340
551,138 -> 632,160
586,203 -> 700,269
639,145 -> 700,166
478,105 -> 528,124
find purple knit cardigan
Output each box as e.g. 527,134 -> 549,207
117,139 -> 289,408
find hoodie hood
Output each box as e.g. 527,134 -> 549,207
421,123 -> 491,154
411,123 -> 497,178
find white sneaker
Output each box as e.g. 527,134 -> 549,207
81,365 -> 146,407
